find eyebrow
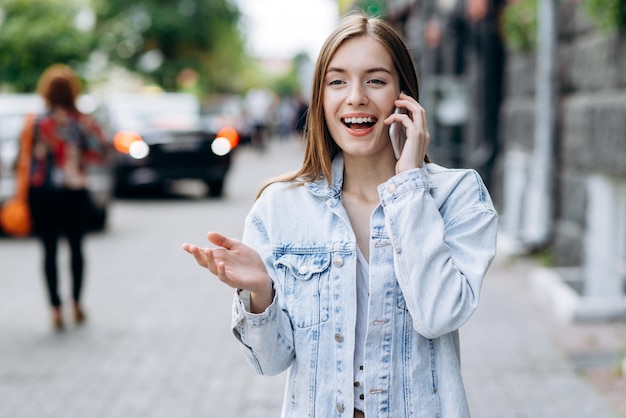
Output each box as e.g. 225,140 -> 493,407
326,66 -> 393,75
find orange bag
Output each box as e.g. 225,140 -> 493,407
0,115 -> 35,237
0,198 -> 31,236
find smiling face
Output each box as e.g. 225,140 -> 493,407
323,35 -> 400,159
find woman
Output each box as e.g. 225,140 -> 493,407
183,12 -> 498,417
27,64 -> 107,331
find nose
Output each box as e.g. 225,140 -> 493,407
346,83 -> 368,106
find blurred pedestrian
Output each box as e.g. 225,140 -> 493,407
294,93 -> 308,137
26,64 -> 107,331
245,88 -> 275,149
183,12 -> 498,417
276,96 -> 297,140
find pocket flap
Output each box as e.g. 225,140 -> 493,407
275,252 -> 331,280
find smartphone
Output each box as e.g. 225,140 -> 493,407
389,107 -> 406,159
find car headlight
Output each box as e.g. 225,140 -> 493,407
217,126 -> 239,148
113,131 -> 150,159
211,126 -> 239,156
128,140 -> 150,159
211,137 -> 232,156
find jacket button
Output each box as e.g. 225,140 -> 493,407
336,403 -> 344,413
334,333 -> 344,343
333,256 -> 344,267
298,265 -> 309,274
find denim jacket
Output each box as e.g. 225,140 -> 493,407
232,153 -> 498,417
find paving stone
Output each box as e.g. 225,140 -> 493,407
0,141 -> 622,417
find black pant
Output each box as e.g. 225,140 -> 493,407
29,188 -> 91,308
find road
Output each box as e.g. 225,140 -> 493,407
0,139 -> 304,418
1,137 -> 621,418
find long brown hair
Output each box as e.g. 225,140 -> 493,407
257,12 -> 426,199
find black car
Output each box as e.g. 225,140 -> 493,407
97,92 -> 239,197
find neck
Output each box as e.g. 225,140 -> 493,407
342,153 -> 396,201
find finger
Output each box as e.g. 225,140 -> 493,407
216,260 -> 227,278
187,245 -> 209,268
416,102 -> 428,130
392,97 -> 421,125
384,107 -> 410,127
396,92 -> 419,109
396,97 -> 427,136
207,231 -> 240,250
182,243 -> 200,257
200,247 -> 220,274
182,243 -> 202,254
187,244 -> 220,273
214,260 -> 234,286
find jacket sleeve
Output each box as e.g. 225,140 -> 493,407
379,167 -> 498,339
231,209 -> 295,376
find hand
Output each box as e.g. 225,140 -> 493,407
384,92 -> 430,173
182,231 -> 273,313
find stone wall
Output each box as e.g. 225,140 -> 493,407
499,0 -> 626,266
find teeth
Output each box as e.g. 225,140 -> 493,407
344,117 -> 374,124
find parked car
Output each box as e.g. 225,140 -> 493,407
96,92 -> 239,197
0,94 -> 113,234
202,94 -> 252,145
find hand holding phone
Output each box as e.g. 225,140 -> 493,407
389,107 -> 407,160
387,92 -> 430,171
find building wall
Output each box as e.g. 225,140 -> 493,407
499,0 -> 626,266
386,0 -> 625,275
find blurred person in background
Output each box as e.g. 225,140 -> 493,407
245,88 -> 275,149
184,12 -> 497,417
25,64 -> 107,331
294,93 -> 309,138
276,95 -> 297,141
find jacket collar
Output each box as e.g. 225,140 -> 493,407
305,152 -> 344,199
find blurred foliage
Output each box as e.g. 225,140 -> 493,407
500,0 -> 538,52
535,249 -> 555,267
341,0 -> 387,17
267,68 -> 301,98
500,0 -> 625,53
0,0 -> 94,92
359,0 -> 386,17
0,0 -> 249,95
267,53 -> 309,98
93,0 -> 248,94
584,0 -> 626,30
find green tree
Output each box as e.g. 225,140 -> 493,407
0,0 -> 94,92
93,0 -> 248,94
585,0 -> 626,30
0,0 -> 249,95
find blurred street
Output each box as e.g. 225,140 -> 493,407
1,137 -> 624,418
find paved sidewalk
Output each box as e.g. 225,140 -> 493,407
2,239 -> 622,418
462,236 -> 625,418
1,141 -> 624,417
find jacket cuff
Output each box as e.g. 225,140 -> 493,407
231,285 -> 277,329
378,167 -> 433,200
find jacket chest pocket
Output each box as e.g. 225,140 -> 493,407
275,252 -> 331,329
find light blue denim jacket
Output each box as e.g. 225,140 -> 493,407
232,153 -> 498,417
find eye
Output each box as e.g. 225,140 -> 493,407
367,78 -> 386,85
327,79 -> 344,86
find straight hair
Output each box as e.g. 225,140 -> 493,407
257,12 -> 427,199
